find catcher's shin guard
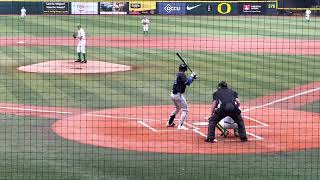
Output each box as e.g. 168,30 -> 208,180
217,123 -> 229,137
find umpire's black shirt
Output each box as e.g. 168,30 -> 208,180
213,87 -> 239,114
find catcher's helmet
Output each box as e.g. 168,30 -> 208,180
218,81 -> 228,88
179,64 -> 187,72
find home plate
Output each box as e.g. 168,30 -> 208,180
17,41 -> 25,44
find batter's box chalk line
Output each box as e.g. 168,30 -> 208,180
137,119 -> 264,141
195,115 -> 269,128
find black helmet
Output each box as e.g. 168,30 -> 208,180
179,64 -> 187,72
218,81 -> 228,88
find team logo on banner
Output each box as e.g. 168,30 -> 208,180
158,2 -> 186,15
164,4 -> 180,13
243,4 -> 251,11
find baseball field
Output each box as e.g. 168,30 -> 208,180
0,14 -> 319,179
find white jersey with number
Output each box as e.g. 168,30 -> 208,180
77,28 -> 86,40
141,19 -> 149,26
141,18 -> 150,32
77,28 -> 86,53
21,8 -> 26,16
306,9 -> 311,16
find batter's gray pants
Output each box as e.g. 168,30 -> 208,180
170,92 -> 189,126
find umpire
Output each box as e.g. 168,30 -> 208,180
205,81 -> 248,143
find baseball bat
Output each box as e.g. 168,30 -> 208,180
176,53 -> 193,73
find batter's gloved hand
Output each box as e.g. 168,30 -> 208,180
191,72 -> 198,79
73,33 -> 77,39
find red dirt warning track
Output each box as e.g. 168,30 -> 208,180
3,36 -> 320,55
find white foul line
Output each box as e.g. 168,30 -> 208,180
243,115 -> 269,127
243,86 -> 320,112
137,121 -> 158,132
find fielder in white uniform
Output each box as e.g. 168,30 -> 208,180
74,24 -> 87,63
305,9 -> 311,22
20,7 -> 26,21
219,116 -> 239,137
141,16 -> 150,34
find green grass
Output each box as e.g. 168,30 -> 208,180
0,15 -> 319,179
297,101 -> 320,113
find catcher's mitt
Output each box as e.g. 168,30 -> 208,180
73,33 -> 77,39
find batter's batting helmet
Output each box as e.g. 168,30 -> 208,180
179,64 -> 187,72
218,81 -> 228,88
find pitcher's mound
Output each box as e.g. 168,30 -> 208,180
17,60 -> 132,74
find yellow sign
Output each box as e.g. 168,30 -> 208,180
217,2 -> 232,14
129,1 -> 156,12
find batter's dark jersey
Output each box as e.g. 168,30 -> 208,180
172,72 -> 188,94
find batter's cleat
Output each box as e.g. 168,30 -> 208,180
234,129 -> 239,137
81,60 -> 87,63
204,138 -> 216,143
240,137 -> 248,142
167,115 -> 175,125
220,130 -> 229,138
166,122 -> 176,127
177,125 -> 188,130
75,59 -> 81,62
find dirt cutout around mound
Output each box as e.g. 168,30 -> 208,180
18,60 -> 132,74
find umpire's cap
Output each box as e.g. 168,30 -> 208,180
218,81 -> 228,88
179,64 -> 187,72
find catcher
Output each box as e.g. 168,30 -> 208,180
141,16 -> 150,34
73,24 -> 87,63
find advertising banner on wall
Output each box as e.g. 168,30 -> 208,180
100,2 -> 128,14
129,1 -> 156,15
71,2 -> 98,15
239,2 -> 265,15
157,2 -> 186,15
212,2 -> 239,15
186,2 -> 213,15
43,2 -> 69,14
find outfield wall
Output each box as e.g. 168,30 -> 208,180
0,1 -> 278,15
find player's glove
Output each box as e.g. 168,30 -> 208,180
73,33 -> 77,39
191,72 -> 198,79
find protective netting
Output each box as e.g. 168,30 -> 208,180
0,1 -> 319,179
